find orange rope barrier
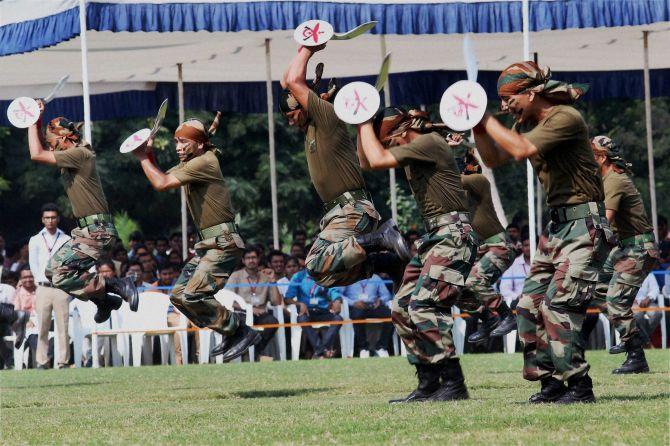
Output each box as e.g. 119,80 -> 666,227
91,306 -> 670,334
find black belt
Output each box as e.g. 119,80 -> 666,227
549,202 -> 604,224
77,213 -> 113,228
323,189 -> 371,213
424,212 -> 470,232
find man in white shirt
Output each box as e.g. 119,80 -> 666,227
28,203 -> 71,369
633,272 -> 662,345
491,236 -> 531,338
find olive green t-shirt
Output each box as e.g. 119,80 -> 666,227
53,145 -> 109,218
602,170 -> 653,239
461,173 -> 504,240
168,150 -> 234,229
389,133 -> 468,219
518,105 -> 604,208
305,90 -> 365,202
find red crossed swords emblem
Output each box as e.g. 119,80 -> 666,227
302,23 -> 325,43
344,89 -> 369,115
13,100 -> 36,123
451,93 -> 479,120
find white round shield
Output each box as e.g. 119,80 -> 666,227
439,81 -> 488,131
120,128 -> 151,154
293,20 -> 334,46
7,97 -> 40,128
334,82 -> 380,125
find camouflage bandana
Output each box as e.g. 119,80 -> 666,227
592,135 -> 632,172
497,61 -> 589,104
174,112 -> 221,158
372,107 -> 412,147
45,117 -> 82,151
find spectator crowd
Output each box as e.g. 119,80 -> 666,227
1,204 -> 669,369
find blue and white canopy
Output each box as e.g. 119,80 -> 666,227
1,0 -> 668,124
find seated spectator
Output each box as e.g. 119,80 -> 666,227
10,243 -> 29,272
284,269 -> 343,359
658,215 -> 670,264
495,236 -> 531,336
168,232 -> 182,256
155,236 -> 169,264
111,245 -> 129,277
342,274 -> 393,358
268,250 -> 286,281
0,270 -> 29,369
127,231 -> 145,259
634,272 -> 662,346
168,251 -> 184,272
506,223 -> 521,247
150,264 -> 185,365
145,237 -> 157,258
227,248 -> 282,359
137,252 -> 157,284
292,230 -> 307,248
277,256 -> 301,297
96,259 -> 117,280
14,267 -> 39,367
290,242 -> 306,259
126,261 -> 152,289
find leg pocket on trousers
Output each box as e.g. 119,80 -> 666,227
552,266 -> 598,312
415,265 -> 465,308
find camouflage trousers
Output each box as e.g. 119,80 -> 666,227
591,235 -> 659,344
458,232 -> 518,314
306,199 -> 380,288
170,231 -> 245,335
392,221 -> 478,365
46,222 -> 117,301
518,215 -> 613,382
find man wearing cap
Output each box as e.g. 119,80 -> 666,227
358,108 -> 478,403
589,136 -> 659,374
457,150 -> 517,345
25,100 -> 138,323
473,61 -> 614,403
133,115 -> 260,362
281,44 -> 409,288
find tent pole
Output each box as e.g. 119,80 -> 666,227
78,0 -> 92,143
643,31 -> 658,241
380,35 -> 398,223
177,63 -> 188,261
522,0 -> 537,258
533,52 -> 543,237
265,38 -> 280,250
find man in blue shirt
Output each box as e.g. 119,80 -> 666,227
342,274 -> 393,358
284,269 -> 343,359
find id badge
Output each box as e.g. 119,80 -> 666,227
251,293 -> 261,306
359,293 -> 368,302
310,297 -> 319,306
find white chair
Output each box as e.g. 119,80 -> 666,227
71,299 -> 120,368
657,291 -> 666,349
213,289 -> 255,362
269,304 -> 287,361
503,330 -> 517,354
287,304 -> 302,361
338,300 -> 354,358
451,306 -> 466,356
598,312 -> 612,351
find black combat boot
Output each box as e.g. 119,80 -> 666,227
91,294 -> 123,324
427,358 -> 469,401
609,343 -> 626,354
467,308 -> 500,344
0,303 -> 30,349
490,300 -> 517,337
554,374 -> 596,404
216,322 -> 262,362
613,336 -> 650,374
356,219 -> 411,263
389,363 -> 441,404
528,377 -> 568,403
105,277 -> 139,311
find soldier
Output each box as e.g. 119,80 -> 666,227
281,44 -> 409,288
358,108 -> 478,403
457,149 -> 517,345
26,101 -> 138,323
133,115 -> 260,361
473,61 -> 614,403
590,136 -> 659,374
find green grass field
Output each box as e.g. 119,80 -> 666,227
1,350 -> 668,445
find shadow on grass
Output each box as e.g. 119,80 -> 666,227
5,381 -> 115,389
597,393 -> 670,402
226,387 -> 334,399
